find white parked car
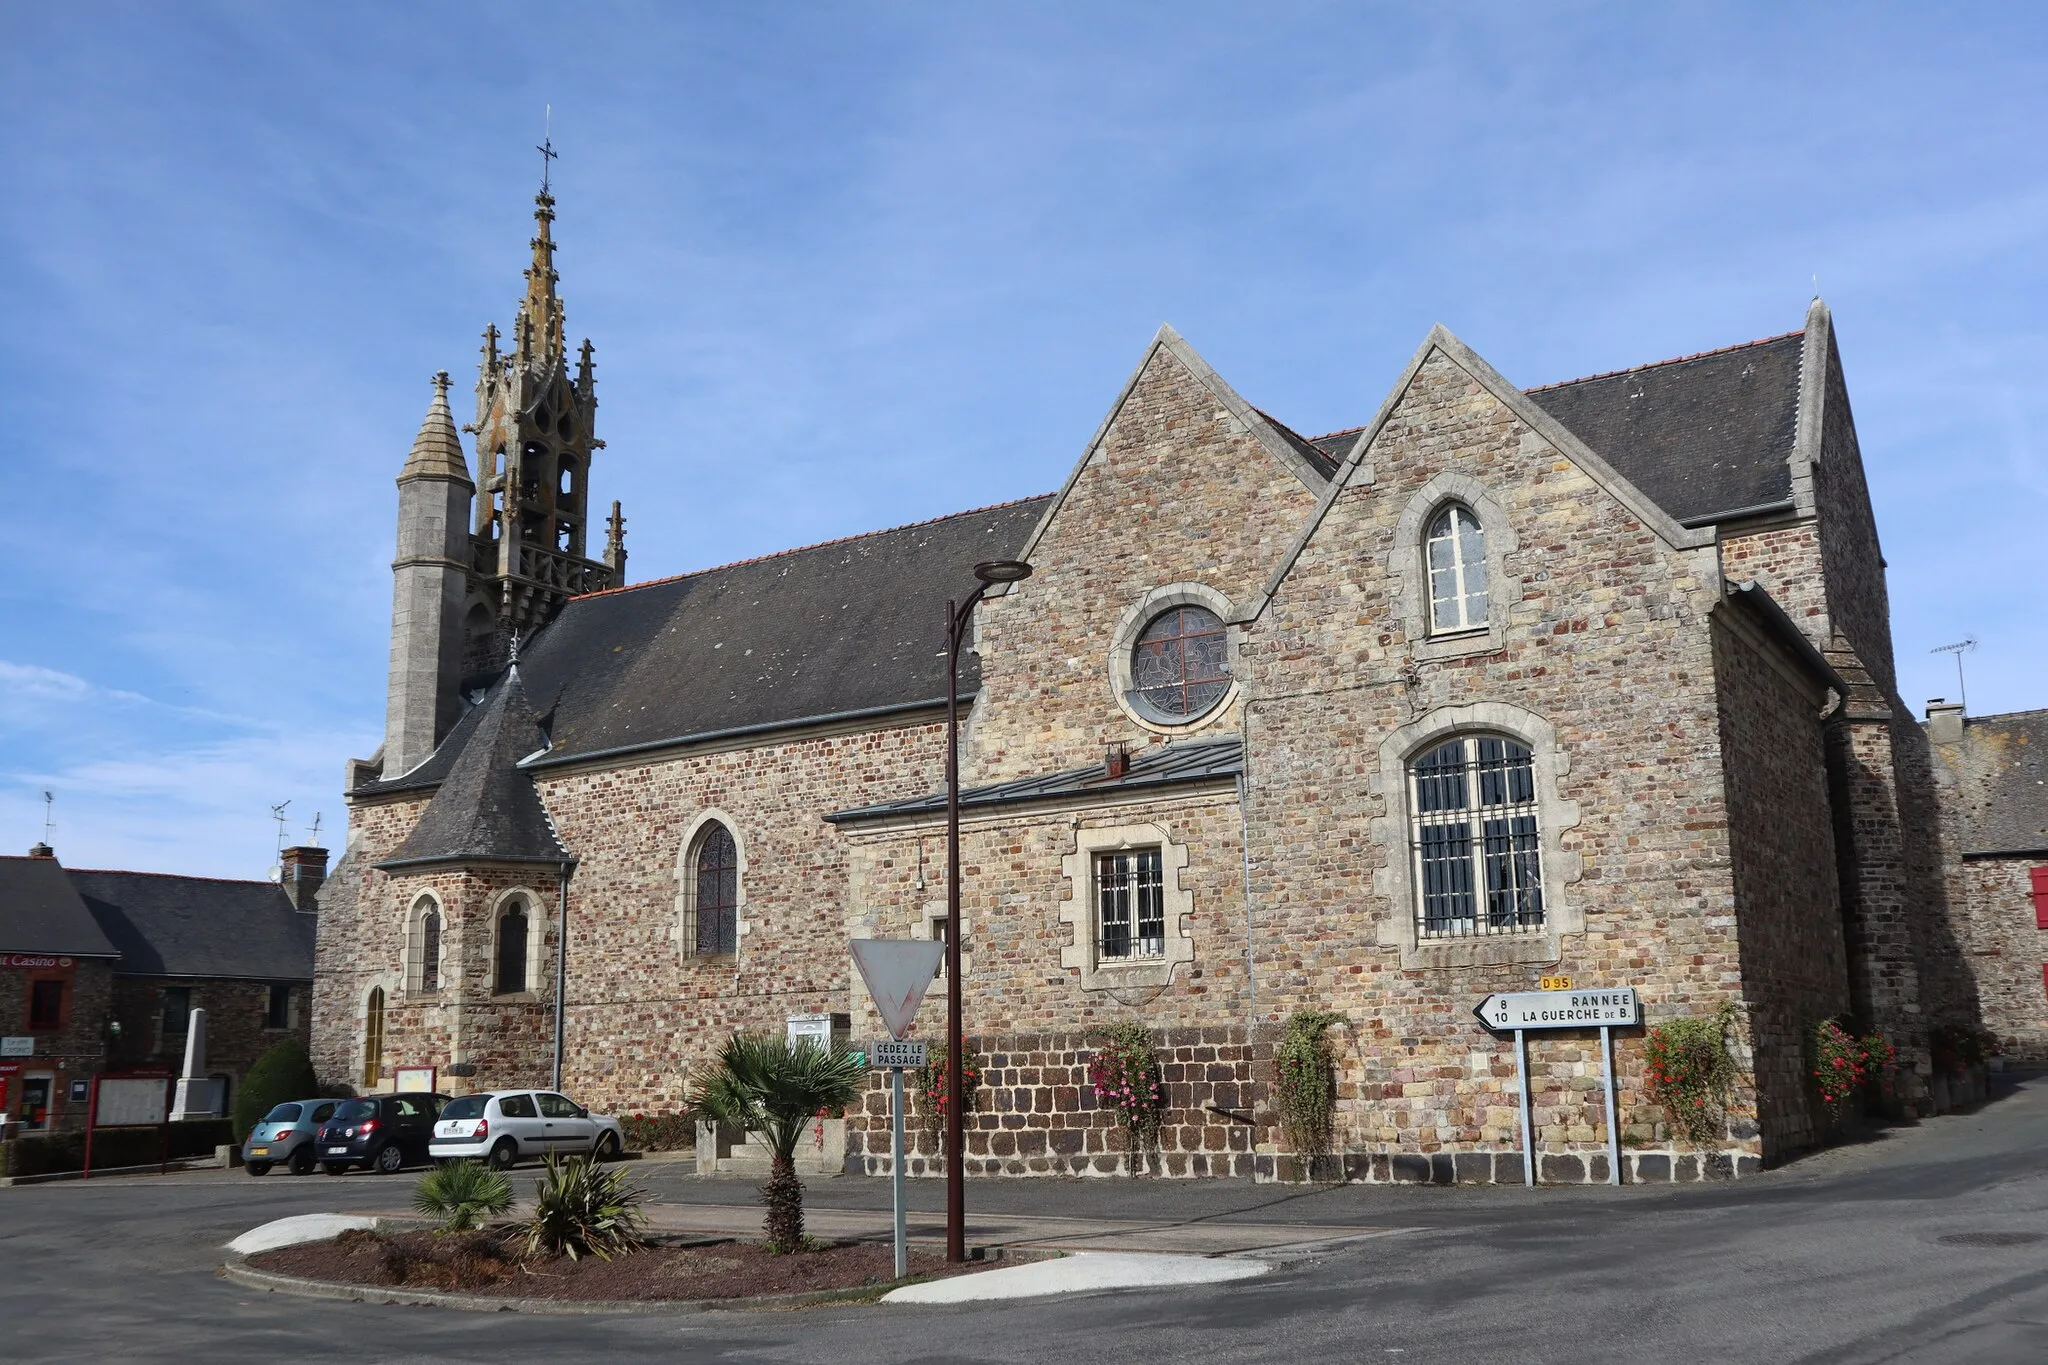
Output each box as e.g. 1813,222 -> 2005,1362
430,1090 -> 626,1169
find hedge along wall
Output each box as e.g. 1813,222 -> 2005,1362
0,1120 -> 234,1178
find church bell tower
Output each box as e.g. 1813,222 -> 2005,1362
380,158 -> 623,778
464,164 -> 618,669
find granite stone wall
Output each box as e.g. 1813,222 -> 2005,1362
1711,613 -> 1849,1158
967,339 -> 1320,782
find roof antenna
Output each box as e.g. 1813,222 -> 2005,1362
268,800 -> 290,881
42,789 -> 54,844
537,105 -> 557,195
1931,637 -> 1977,712
306,811 -> 324,849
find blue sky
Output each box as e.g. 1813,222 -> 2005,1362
3,3 -> 2044,877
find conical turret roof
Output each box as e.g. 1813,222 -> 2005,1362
399,370 -> 474,484
375,667 -> 568,869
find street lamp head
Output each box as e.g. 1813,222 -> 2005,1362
973,560 -> 1033,585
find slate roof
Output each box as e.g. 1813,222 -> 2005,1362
1942,710 -> 2048,857
377,666 -> 569,868
1522,333 -> 1806,526
828,736 -> 1243,823
0,856 -> 121,958
355,497 -> 1052,795
67,869 -> 315,981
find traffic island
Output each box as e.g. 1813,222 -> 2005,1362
224,1227 -> 1027,1314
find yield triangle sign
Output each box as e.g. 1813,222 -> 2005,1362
850,938 -> 945,1040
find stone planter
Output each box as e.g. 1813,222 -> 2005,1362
695,1119 -> 845,1178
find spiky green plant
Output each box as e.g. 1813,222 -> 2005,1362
687,1033 -> 865,1252
412,1159 -> 514,1231
522,1155 -> 649,1261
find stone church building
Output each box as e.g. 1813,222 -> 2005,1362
312,186 -> 2043,1182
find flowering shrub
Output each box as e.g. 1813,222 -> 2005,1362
1642,1003 -> 1738,1146
915,1043 -> 982,1146
1809,1018 -> 1867,1121
1089,1020 -> 1164,1173
620,1112 -> 694,1152
1858,1031 -> 1897,1104
1274,1010 -> 1345,1167
1928,1024 -> 1999,1076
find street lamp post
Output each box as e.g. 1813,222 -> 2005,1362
944,558 -> 1032,1264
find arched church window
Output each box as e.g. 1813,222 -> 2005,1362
419,903 -> 442,994
693,823 -> 739,957
1426,504 -> 1489,633
496,899 -> 530,994
362,987 -> 385,1090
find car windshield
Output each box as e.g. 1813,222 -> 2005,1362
441,1096 -> 489,1120
262,1103 -> 302,1123
334,1100 -> 377,1122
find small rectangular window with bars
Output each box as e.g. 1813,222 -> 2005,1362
1409,734 -> 1543,937
1095,849 -> 1165,962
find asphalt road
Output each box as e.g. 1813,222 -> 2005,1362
5,1075 -> 2046,1363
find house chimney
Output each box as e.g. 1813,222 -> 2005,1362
279,845 -> 328,912
1926,698 -> 1965,745
27,842 -> 53,859
1104,741 -> 1131,780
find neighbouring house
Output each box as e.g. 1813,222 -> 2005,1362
312,177 -> 2033,1184
0,845 -> 319,1132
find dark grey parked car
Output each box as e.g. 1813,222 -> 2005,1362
314,1093 -> 448,1175
242,1098 -> 339,1176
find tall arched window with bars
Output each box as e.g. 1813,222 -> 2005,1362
692,823 -> 739,956
1409,734 -> 1543,937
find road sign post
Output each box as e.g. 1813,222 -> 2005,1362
1476,988 -> 1639,1189
850,940 -> 945,1278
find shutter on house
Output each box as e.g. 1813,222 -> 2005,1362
2032,865 -> 2048,930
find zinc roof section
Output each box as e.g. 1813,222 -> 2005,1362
68,870 -> 314,981
827,736 -> 1242,823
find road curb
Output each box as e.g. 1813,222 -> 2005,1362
219,1246 -> 1050,1316
0,1156 -> 223,1187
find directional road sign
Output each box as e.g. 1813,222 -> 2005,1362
849,938 -> 946,1040
1475,987 -> 1639,1032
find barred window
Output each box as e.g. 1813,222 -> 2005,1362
1426,504 -> 1489,633
1131,606 -> 1229,720
496,899 -> 529,994
1095,849 -> 1165,961
693,823 -> 739,956
1410,735 -> 1543,936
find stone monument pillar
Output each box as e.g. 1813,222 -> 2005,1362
169,1008 -> 217,1120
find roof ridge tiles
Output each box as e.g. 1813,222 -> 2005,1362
65,867 -> 283,885
1524,330 -> 1805,394
571,493 -> 1057,602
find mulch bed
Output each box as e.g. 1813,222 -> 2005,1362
246,1228 -> 994,1302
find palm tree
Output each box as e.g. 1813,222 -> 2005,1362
688,1033 -> 864,1253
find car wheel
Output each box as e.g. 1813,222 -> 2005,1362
487,1139 -> 517,1171
374,1143 -> 405,1175
288,1146 -> 316,1176
323,1163 -> 349,1176
245,1161 -> 272,1177
594,1131 -> 621,1163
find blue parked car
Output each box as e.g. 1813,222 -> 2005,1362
242,1098 -> 339,1176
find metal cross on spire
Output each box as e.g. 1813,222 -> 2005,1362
537,105 -> 557,194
